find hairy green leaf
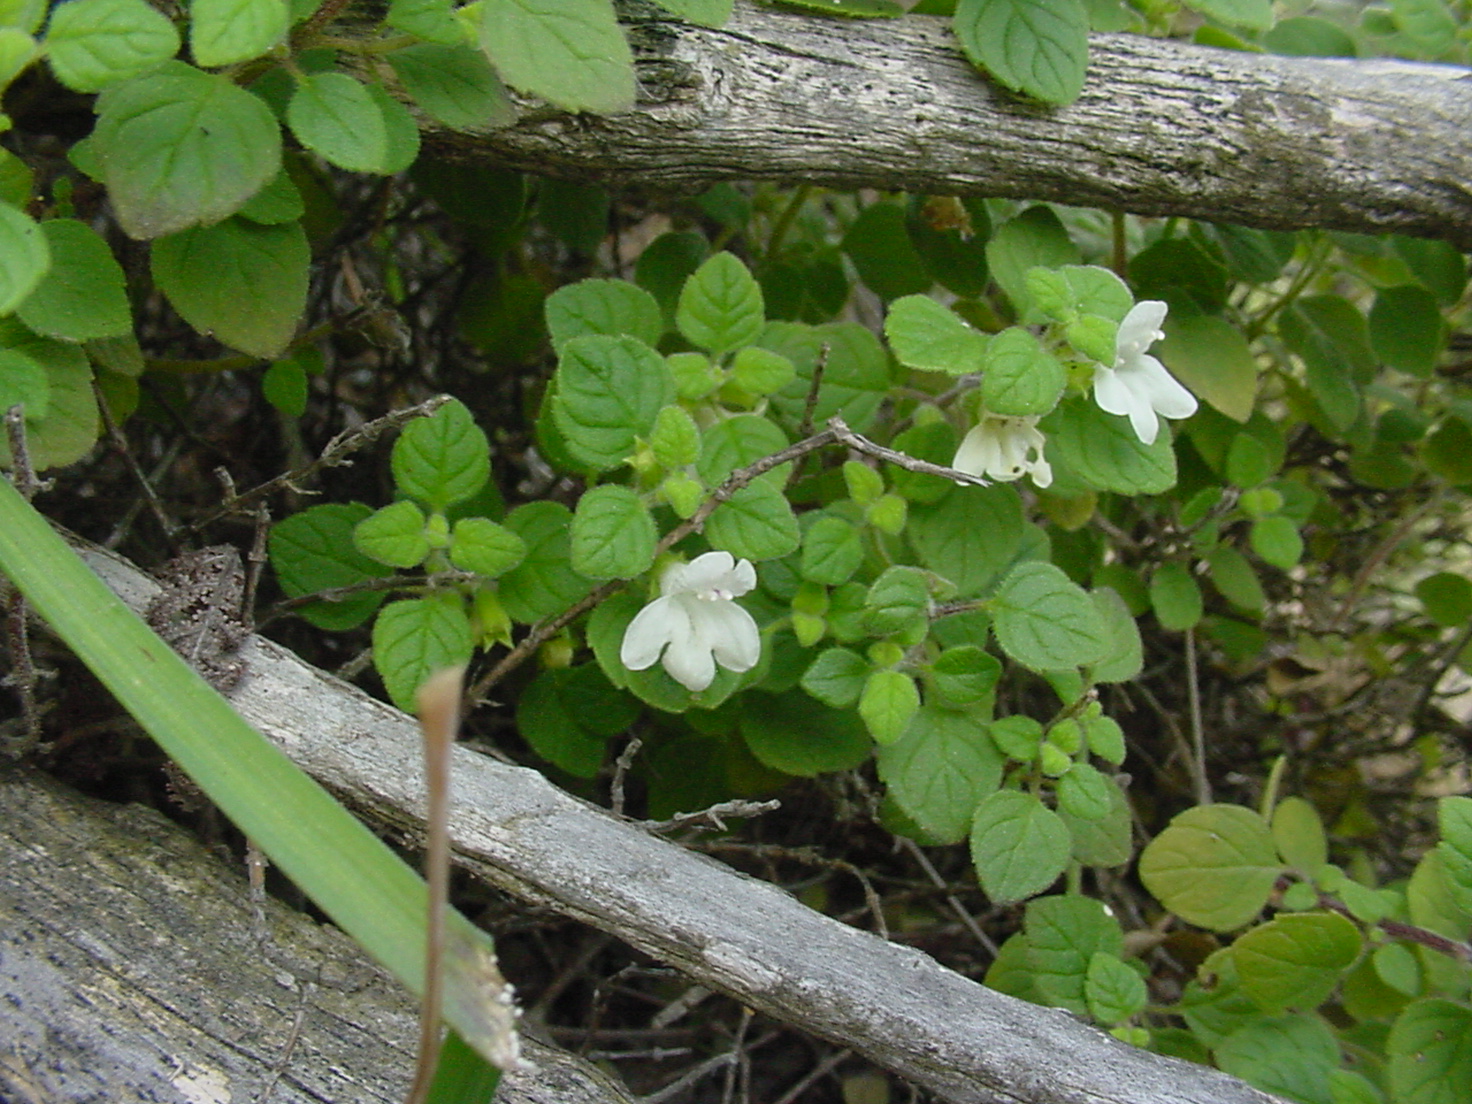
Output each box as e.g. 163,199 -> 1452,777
1140,804 -> 1281,931
191,0 -> 288,67
877,704 -> 1003,844
570,484 -> 656,579
954,0 -> 1088,104
391,398 -> 491,512
478,0 -> 635,114
372,595 -> 475,710
45,0 -> 179,92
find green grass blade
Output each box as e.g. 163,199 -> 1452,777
0,479 -> 513,1078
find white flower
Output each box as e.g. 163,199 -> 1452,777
953,414 -> 1053,488
620,551 -> 761,691
1091,300 -> 1198,446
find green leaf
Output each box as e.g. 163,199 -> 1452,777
729,345 -> 795,397
237,167 -> 304,225
392,398 -> 490,512
552,334 -> 673,471
0,27 -> 35,93
1249,514 -> 1302,570
865,565 -> 931,635
1047,397 -> 1178,494
764,320 -> 893,433
1417,572 -> 1472,627
92,61 -> 282,239
0,319 -> 97,470
1057,762 -> 1113,821
1085,952 -> 1147,1025
497,501 -> 592,623
929,645 -> 1001,707
1139,804 -> 1281,931
1023,893 -> 1124,1014
741,689 -> 871,777
648,0 -> 733,26
1369,285 -> 1443,378
1150,561 -> 1202,631
971,790 -> 1071,904
1389,0 -> 1459,54
44,0 -> 179,92
1232,911 -> 1361,1014
449,517 -> 526,577
800,515 -> 863,585
705,480 -> 800,561
676,251 -> 765,356
516,667 -> 614,777
570,484 -> 656,579
1089,587 -> 1142,684
1389,999 -> 1472,1104
287,71 -> 390,173
478,0 -> 635,114
546,277 -> 663,352
883,294 -> 987,375
878,704 -> 1003,844
0,348 -> 48,417
696,412 -> 787,488
269,503 -> 395,630
0,201 -> 49,315
982,326 -> 1065,416
260,358 -> 304,415
151,217 -> 307,359
364,82 -> 421,174
1271,796 -> 1328,873
635,231 -> 709,322
985,206 -> 1079,321
765,0 -> 902,14
1281,295 -> 1375,432
649,404 -> 701,469
386,0 -> 466,44
190,0 -> 288,67
15,219 -> 130,341
992,561 -> 1108,671
954,0 -> 1088,104
801,647 -> 869,708
842,202 -> 931,301
1157,314 -> 1258,423
1393,235 -> 1468,306
388,41 -> 514,129
1183,0 -> 1273,31
372,595 -> 475,711
0,482 -> 515,1079
354,499 -> 430,568
1059,774 -> 1133,866
1436,795 -> 1472,915
1216,1015 -> 1340,1104
859,668 -> 920,746
1207,545 -> 1265,613
907,484 -> 1023,596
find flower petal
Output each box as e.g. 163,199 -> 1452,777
681,550 -> 746,599
661,634 -> 717,691
620,595 -> 676,671
1133,354 -> 1198,420
952,424 -> 996,479
1092,365 -> 1135,419
1116,301 -> 1168,363
702,601 -> 762,673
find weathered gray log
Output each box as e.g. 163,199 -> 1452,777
62,534 -> 1285,1104
421,3 -> 1472,249
0,767 -> 633,1104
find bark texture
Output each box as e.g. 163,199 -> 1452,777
419,3 -> 1472,248
59,534 -> 1287,1104
0,768 -> 633,1104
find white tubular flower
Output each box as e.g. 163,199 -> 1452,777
953,414 -> 1053,488
1092,300 -> 1198,445
620,551 -> 761,691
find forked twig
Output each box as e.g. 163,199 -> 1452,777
466,416 -> 985,706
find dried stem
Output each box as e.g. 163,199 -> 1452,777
185,395 -> 452,537
466,416 -> 986,706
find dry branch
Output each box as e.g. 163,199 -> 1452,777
0,768 -> 632,1104
68,533 -> 1287,1104
411,3 -> 1472,248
